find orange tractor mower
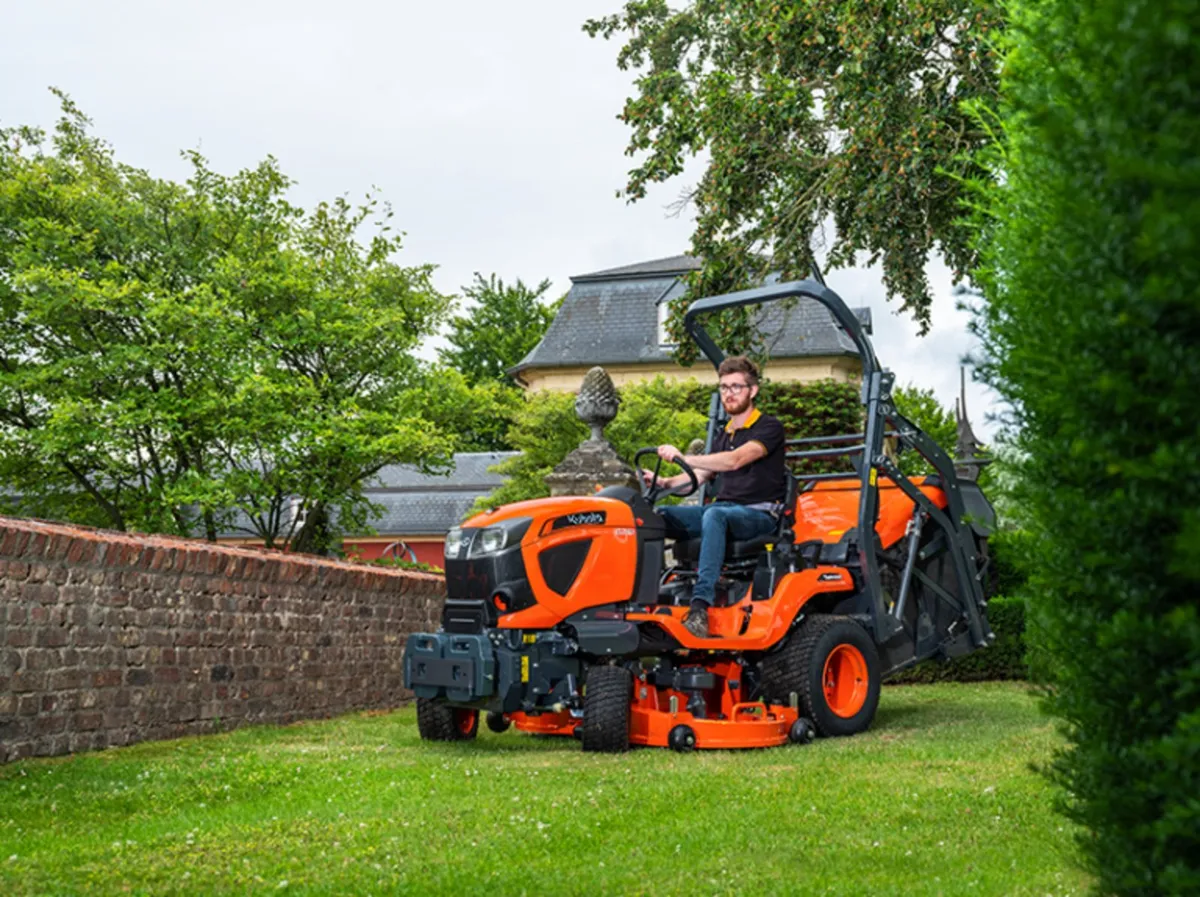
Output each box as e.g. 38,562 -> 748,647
404,276 -> 995,751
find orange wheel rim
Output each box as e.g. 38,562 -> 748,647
823,644 -> 868,718
454,709 -> 476,735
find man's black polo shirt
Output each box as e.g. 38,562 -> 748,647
712,408 -> 787,505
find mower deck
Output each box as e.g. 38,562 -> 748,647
509,659 -> 803,750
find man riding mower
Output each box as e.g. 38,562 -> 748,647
404,276 -> 995,752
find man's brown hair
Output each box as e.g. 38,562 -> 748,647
717,355 -> 759,386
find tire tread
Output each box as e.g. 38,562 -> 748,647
581,665 -> 632,753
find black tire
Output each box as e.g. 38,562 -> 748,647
416,699 -> 479,741
760,615 -> 880,738
788,717 -> 816,745
580,665 -> 632,753
668,724 -> 697,752
485,711 -> 511,734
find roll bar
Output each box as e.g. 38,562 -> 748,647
681,277 -> 991,653
682,279 -> 881,379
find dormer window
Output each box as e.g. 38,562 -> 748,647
656,279 -> 687,348
657,299 -> 674,347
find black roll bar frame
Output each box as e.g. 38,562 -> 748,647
683,279 -> 990,650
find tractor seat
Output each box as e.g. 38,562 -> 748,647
672,532 -> 775,564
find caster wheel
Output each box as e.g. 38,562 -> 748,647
668,724 -> 697,753
485,712 -> 510,734
789,717 -> 816,745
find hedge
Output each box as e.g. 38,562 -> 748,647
887,595 -> 1026,684
973,0 -> 1200,891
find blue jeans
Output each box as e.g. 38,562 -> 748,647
659,502 -> 776,606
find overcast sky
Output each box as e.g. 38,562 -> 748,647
1,0 -> 1001,438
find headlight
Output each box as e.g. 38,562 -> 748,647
444,527 -> 465,559
459,517 -> 532,558
472,527 -> 508,556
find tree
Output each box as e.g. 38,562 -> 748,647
585,1 -> 1004,362
409,367 -> 524,454
438,273 -> 561,385
891,383 -> 958,476
0,93 -> 456,551
973,0 -> 1200,890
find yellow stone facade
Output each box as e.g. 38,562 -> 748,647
517,357 -> 861,392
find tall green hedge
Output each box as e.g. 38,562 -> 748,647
887,596 -> 1026,684
975,0 -> 1200,891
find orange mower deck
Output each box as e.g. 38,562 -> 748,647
510,660 -> 808,750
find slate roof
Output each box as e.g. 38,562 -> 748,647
573,254 -> 701,282
218,452 -> 517,540
361,452 -> 517,536
511,254 -> 867,377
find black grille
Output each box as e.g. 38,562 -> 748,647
444,543 -> 535,612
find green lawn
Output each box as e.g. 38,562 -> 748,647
0,683 -> 1087,896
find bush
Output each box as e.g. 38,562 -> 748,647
757,378 -> 863,476
973,0 -> 1200,890
887,596 -> 1026,684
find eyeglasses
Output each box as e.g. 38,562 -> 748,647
718,383 -> 751,395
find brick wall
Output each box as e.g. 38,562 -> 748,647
0,516 -> 444,762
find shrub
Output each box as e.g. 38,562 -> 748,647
973,0 -> 1200,890
887,596 -> 1026,684
757,378 -> 863,476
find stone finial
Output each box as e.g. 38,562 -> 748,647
575,366 -> 621,442
545,366 -> 636,496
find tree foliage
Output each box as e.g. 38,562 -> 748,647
585,0 -> 1003,361
891,383 -> 958,476
973,0 -> 1200,891
438,273 -> 560,386
0,93 -> 459,551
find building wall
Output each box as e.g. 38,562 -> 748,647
0,516 -> 444,763
518,356 -> 861,392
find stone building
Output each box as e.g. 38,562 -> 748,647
509,254 -> 872,391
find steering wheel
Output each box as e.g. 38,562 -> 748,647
633,447 -> 700,504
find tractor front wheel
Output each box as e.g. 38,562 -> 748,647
416,699 -> 479,741
580,665 -> 632,753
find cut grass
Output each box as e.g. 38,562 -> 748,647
0,682 -> 1087,896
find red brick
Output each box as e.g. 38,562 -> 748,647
0,527 -> 32,557
91,669 -> 122,688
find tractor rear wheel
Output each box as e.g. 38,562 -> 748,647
580,664 -> 632,753
416,699 -> 479,741
760,615 -> 880,738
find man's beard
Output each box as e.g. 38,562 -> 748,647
723,393 -> 752,416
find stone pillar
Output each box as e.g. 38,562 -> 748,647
545,367 -> 637,496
